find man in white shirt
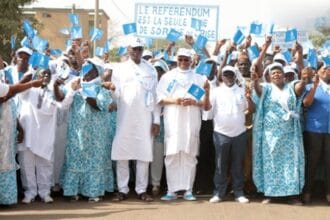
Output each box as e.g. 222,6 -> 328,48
208,65 -> 254,203
111,37 -> 160,202
157,48 -> 211,201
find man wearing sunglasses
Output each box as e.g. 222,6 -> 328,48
157,48 -> 211,201
111,37 -> 160,202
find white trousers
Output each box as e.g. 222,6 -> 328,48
165,151 -> 197,193
18,149 -> 53,199
116,160 -> 149,194
150,141 -> 164,186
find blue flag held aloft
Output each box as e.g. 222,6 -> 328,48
194,35 -> 208,50
191,18 -> 203,31
118,47 -> 127,56
21,36 -> 32,48
104,38 -> 112,53
307,49 -> 318,69
233,29 -> 245,45
89,27 -> 104,42
322,57 -> 330,68
10,35 -> 16,49
166,29 -> 182,42
195,62 -> 212,77
81,81 -> 101,98
81,63 -> 93,77
23,19 -> 35,39
68,13 -> 80,26
323,40 -> 330,50
187,83 -> 205,101
250,22 -> 262,35
144,37 -> 153,48
122,23 -> 137,35
32,36 -> 48,53
282,50 -> 293,63
266,24 -> 275,36
50,49 -> 62,57
29,52 -> 50,69
285,29 -> 298,42
59,28 -> 70,35
95,47 -> 105,57
247,45 -> 260,61
70,26 -> 83,40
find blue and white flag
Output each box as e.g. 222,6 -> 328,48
187,83 -> 205,101
29,52 -> 50,69
307,49 -> 318,69
81,82 -> 101,98
70,26 -> 83,39
166,29 -> 182,42
233,29 -> 245,45
266,23 -> 275,36
21,36 -> 32,48
89,27 -> 104,42
10,35 -> 16,49
250,22 -> 262,35
50,49 -> 62,57
282,50 -> 293,63
59,28 -> 70,35
118,46 -> 127,56
247,45 -> 260,61
322,57 -> 330,68
4,69 -> 14,85
66,39 -> 72,48
32,36 -> 48,53
95,47 -> 105,57
81,63 -> 93,77
195,62 -> 212,77
144,37 -> 153,48
103,37 -> 113,53
194,35 -> 208,50
323,40 -> 330,50
22,19 -> 35,39
68,13 -> 80,26
122,23 -> 137,35
191,18 -> 203,31
285,29 -> 298,42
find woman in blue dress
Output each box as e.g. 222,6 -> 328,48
251,62 -> 307,204
57,58 -> 114,202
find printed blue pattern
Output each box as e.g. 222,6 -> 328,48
252,84 -> 305,196
60,88 -> 114,198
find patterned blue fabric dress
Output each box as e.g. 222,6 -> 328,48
0,99 -> 18,205
61,87 -> 114,198
252,83 -> 304,197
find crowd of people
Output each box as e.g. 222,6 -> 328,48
0,20 -> 329,208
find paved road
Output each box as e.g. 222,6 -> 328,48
1,194 -> 329,220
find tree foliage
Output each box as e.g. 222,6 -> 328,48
0,0 -> 36,63
310,12 -> 330,48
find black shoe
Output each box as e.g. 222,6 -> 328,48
112,192 -> 128,202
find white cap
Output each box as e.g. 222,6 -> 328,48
153,60 -> 169,72
142,50 -> 153,58
87,57 -> 105,75
268,62 -> 284,72
273,53 -> 287,65
176,48 -> 192,58
204,57 -> 219,65
221,65 -> 237,75
16,47 -> 33,56
283,66 -> 297,75
128,37 -> 145,47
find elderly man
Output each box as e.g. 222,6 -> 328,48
157,48 -> 211,201
111,37 -> 160,202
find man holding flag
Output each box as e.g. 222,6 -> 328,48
156,48 -> 211,201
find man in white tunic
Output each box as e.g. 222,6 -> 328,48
17,69 -> 57,203
157,48 -> 211,201
111,37 -> 160,201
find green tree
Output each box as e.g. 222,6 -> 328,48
0,0 -> 35,63
309,12 -> 330,48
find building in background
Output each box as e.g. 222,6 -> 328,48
22,6 -> 109,50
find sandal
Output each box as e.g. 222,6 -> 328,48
138,192 -> 153,202
112,192 -> 128,202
